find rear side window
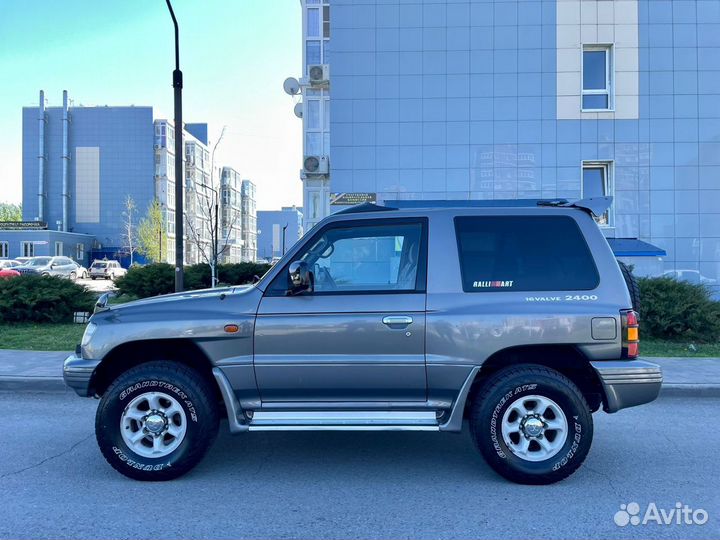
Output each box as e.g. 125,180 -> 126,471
454,216 -> 599,292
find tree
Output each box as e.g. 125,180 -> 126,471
121,195 -> 137,265
186,127 -> 240,287
137,199 -> 166,263
0,202 -> 22,222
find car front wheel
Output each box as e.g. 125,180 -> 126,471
469,364 -> 593,485
95,361 -> 219,481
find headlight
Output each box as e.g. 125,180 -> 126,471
81,322 -> 98,348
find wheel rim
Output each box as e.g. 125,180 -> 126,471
120,391 -> 187,458
500,394 -> 568,462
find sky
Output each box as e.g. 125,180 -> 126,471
0,0 -> 303,211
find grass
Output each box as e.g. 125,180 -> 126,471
640,339 -> 720,358
0,323 -> 86,351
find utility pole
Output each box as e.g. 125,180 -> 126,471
166,0 -> 184,292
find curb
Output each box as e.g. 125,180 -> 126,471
2,377 -> 720,399
0,377 -> 68,393
659,384 -> 720,398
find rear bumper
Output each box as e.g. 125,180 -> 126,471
63,353 -> 100,397
590,360 -> 662,413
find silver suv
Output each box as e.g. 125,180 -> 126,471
64,198 -> 661,484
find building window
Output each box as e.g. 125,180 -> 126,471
582,162 -> 613,226
306,40 -> 321,65
21,242 -> 34,258
582,45 -> 613,111
0,241 -> 8,258
54,241 -> 63,256
307,7 -> 320,37
76,243 -> 85,261
323,6 -> 330,38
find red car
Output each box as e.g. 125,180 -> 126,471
0,268 -> 20,279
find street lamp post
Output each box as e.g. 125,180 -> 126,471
166,0 -> 184,292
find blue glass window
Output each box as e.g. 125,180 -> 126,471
307,8 -> 320,37
306,40 -> 321,65
582,163 -> 610,224
582,47 -> 612,110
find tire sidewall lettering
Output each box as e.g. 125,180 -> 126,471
119,379 -> 198,423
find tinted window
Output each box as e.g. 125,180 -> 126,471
454,216 -> 599,292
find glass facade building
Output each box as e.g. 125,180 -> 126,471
297,0 -> 720,285
11,93 -> 254,266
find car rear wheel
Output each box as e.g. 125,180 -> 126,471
469,364 -> 593,485
95,361 -> 219,481
70,271 -> 77,281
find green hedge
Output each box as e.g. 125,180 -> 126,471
0,275 -> 96,323
638,277 -> 720,343
115,262 -> 272,299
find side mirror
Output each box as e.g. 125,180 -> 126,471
288,261 -> 313,295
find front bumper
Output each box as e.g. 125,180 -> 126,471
63,353 -> 101,397
591,360 -> 663,413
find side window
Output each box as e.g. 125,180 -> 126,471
454,216 -> 599,292
269,220 -> 427,295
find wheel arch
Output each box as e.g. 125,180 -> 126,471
466,344 -> 606,415
90,339 -> 222,404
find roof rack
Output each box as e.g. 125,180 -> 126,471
382,196 -> 613,218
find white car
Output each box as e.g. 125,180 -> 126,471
89,260 -> 127,280
0,260 -> 22,269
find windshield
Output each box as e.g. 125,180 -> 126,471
27,257 -> 52,267
92,262 -> 108,268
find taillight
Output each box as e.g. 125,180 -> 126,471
621,309 -> 639,358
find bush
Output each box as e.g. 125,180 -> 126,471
115,262 -> 272,299
114,263 -> 175,298
639,277 -> 720,343
0,275 -> 96,323
218,262 -> 271,286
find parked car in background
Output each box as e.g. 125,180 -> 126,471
89,260 -> 126,280
0,260 -> 22,269
13,257 -> 30,265
0,268 -> 20,279
72,262 -> 89,279
15,256 -> 83,279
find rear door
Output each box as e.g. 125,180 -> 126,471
254,218 -> 429,402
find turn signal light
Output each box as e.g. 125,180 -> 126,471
224,324 -> 239,333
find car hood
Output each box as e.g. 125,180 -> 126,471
101,284 -> 257,314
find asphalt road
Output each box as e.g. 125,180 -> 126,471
0,392 -> 716,540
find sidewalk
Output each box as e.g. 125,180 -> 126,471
0,349 -> 719,397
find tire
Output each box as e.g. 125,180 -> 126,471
70,271 -> 77,281
95,361 -> 219,481
91,276 -> 96,280
618,261 -> 641,312
469,364 -> 593,485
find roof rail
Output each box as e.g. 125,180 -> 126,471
383,196 -> 614,217
334,202 -> 397,215
557,196 -> 614,217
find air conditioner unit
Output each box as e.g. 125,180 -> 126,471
308,64 -> 330,87
303,155 -> 329,176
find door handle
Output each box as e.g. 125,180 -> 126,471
382,316 -> 413,327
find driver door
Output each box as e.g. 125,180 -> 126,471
254,218 -> 428,403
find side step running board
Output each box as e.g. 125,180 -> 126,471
248,410 -> 440,431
